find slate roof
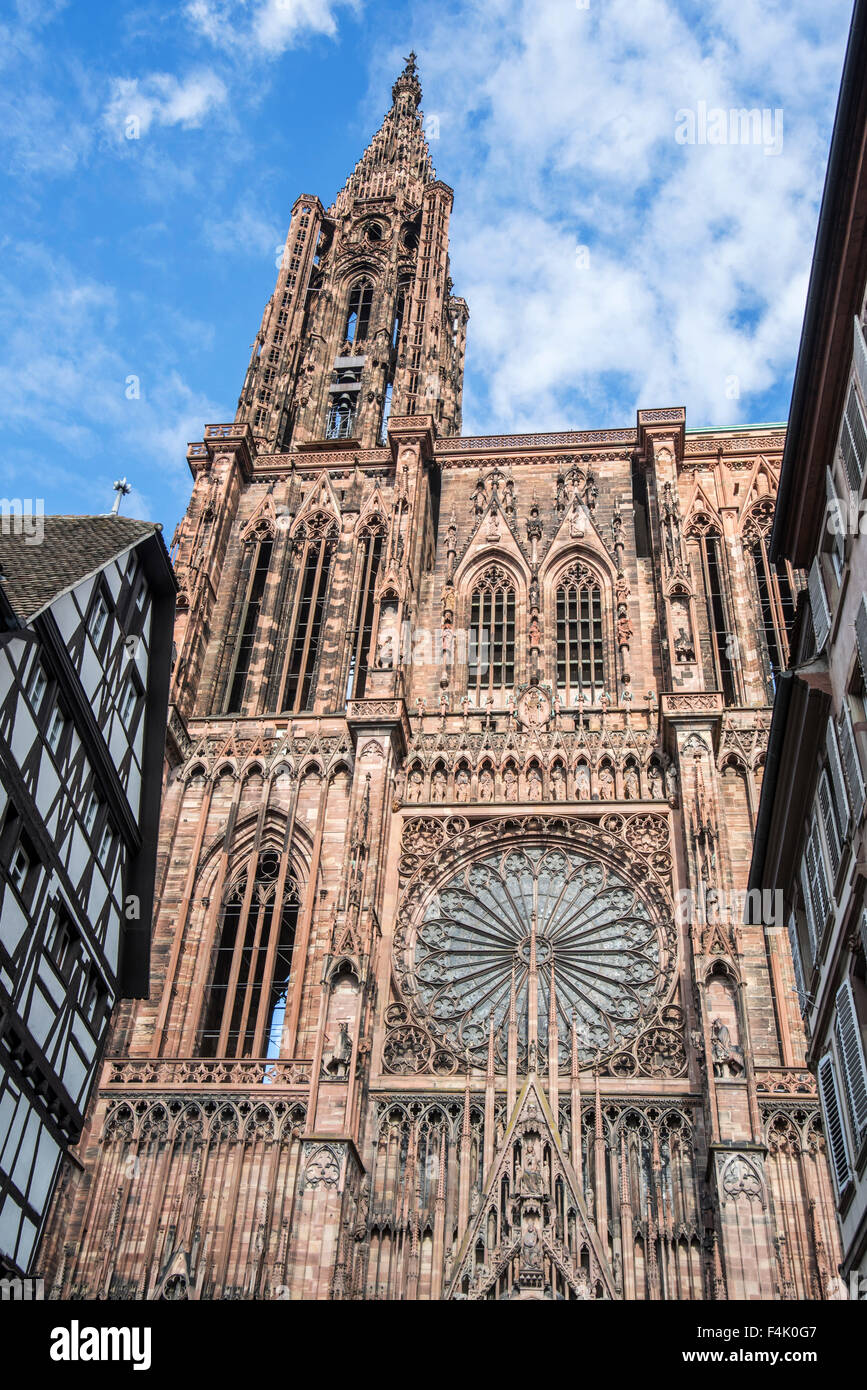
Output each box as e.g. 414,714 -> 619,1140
0,515 -> 161,622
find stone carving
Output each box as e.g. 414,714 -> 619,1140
304,1145 -> 341,1188
394,816 -> 677,1069
721,1155 -> 764,1206
711,1020 -> 744,1078
598,765 -> 615,800
322,1022 -> 353,1078
636,1027 -> 687,1079
383,1024 -> 432,1075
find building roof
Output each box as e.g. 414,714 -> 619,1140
771,0 -> 867,564
0,515 -> 163,622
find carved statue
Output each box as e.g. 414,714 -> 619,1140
521,1137 -> 545,1196
503,767 -> 518,802
479,769 -> 495,802
432,770 -> 447,803
323,1021 -> 353,1078
674,625 -> 695,663
407,770 -> 424,803
598,765 -> 615,800
575,763 -> 591,800
522,1216 -> 542,1267
528,767 -> 543,802
664,757 -> 678,801
623,765 -> 640,800
711,1019 -> 744,1079
456,770 -> 471,803
648,762 -> 664,800
551,764 -> 567,800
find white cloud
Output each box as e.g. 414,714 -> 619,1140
0,247 -> 223,523
184,0 -> 358,55
103,70 -> 228,140
392,0 -> 853,432
204,202 -> 283,260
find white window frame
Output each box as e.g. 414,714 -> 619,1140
27,662 -> 47,713
9,842 -> 30,893
88,592 -> 109,646
119,678 -> 139,726
83,790 -> 100,836
98,822 -> 114,867
46,704 -> 66,755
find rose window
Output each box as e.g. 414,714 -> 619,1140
406,840 -> 668,1067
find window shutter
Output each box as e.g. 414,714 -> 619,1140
818,1053 -> 852,1195
825,718 -> 851,838
835,978 -> 867,1145
817,772 -> 842,878
855,595 -> 867,688
808,557 -> 831,651
802,814 -> 831,941
855,316 -> 867,405
840,382 -> 867,493
825,466 -> 846,572
838,704 -> 866,822
786,911 -> 807,1013
800,861 -> 818,959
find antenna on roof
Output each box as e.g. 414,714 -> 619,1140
112,478 -> 132,515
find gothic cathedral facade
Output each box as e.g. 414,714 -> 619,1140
39,57 -> 841,1301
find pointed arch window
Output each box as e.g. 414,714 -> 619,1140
688,519 -> 736,704
392,277 -> 410,349
199,850 -> 300,1058
379,382 -> 393,445
744,508 -> 796,696
278,514 -> 338,713
346,521 -> 385,701
225,531 -> 273,713
556,562 -> 605,703
468,565 -> 516,704
345,278 -> 373,346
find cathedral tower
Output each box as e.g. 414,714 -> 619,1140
38,58 -> 840,1302
236,53 -> 467,454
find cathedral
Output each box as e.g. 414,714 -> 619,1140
38,55 -> 842,1301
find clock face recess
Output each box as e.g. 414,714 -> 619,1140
408,841 -> 666,1068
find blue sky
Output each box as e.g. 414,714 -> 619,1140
0,0 -> 855,539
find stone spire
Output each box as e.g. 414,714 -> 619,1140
331,53 -> 434,215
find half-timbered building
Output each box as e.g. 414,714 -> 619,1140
0,516 -> 174,1274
